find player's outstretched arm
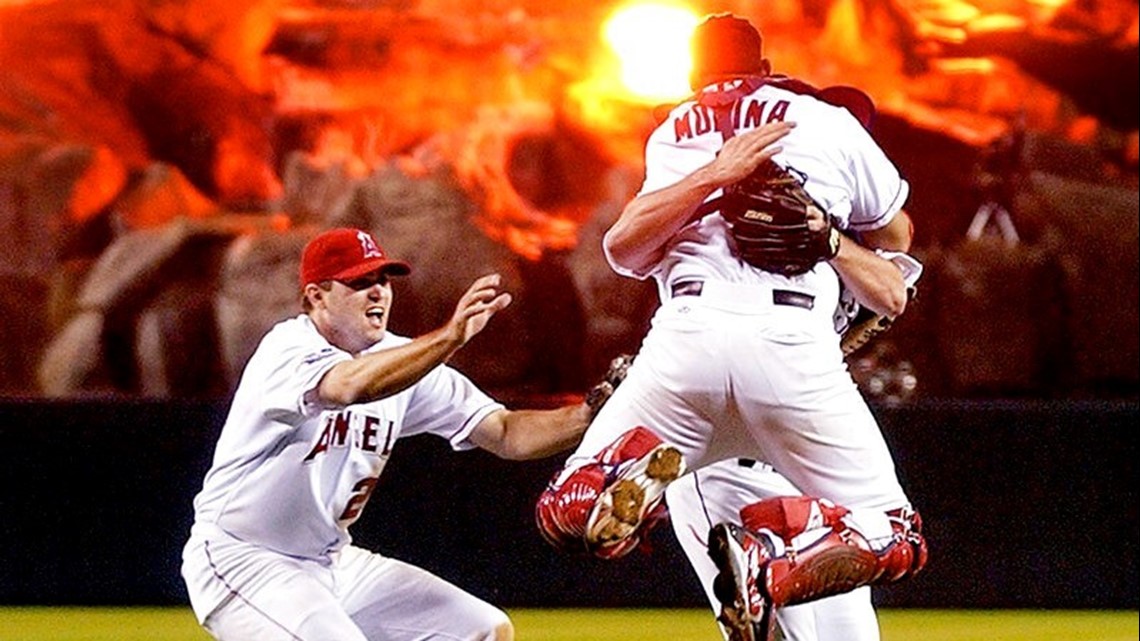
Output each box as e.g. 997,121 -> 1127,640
466,353 -> 633,460
468,404 -> 592,460
317,274 -> 513,406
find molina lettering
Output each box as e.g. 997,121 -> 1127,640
674,98 -> 791,142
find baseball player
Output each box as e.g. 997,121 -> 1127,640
181,227 -> 591,641
586,354 -> 882,641
535,13 -> 927,641
667,259 -> 923,641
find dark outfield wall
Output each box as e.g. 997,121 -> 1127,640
0,399 -> 1135,609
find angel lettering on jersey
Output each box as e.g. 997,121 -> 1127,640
304,410 -> 395,462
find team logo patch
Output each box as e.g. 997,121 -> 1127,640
357,231 -> 383,259
301,347 -> 337,366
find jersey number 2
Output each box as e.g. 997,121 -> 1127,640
339,476 -> 379,523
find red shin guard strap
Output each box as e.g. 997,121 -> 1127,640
739,496 -> 850,540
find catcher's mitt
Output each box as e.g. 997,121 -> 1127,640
585,354 -> 634,420
839,286 -> 916,356
720,161 -> 841,276
840,309 -> 894,356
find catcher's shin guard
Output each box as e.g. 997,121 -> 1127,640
739,496 -> 850,540
763,526 -> 881,606
736,498 -> 929,608
535,427 -> 684,559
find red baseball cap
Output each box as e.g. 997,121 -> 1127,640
299,227 -> 411,288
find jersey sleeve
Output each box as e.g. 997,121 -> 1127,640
638,106 -> 717,196
841,122 -> 910,233
401,364 -> 505,450
253,320 -> 352,421
606,106 -> 722,281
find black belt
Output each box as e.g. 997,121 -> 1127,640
670,280 -> 815,310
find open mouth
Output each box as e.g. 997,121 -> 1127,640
365,306 -> 386,325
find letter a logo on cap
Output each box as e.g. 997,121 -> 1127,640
358,230 -> 383,258
300,227 -> 411,288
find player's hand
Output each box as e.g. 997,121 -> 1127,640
449,273 -> 512,345
709,121 -> 795,186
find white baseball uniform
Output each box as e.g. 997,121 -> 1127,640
667,459 -> 881,641
561,77 -> 915,514
181,314 -> 509,641
664,247 -> 923,641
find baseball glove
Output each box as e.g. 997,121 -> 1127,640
839,286 -> 917,356
585,354 -> 634,420
720,161 -> 841,276
840,310 -> 894,356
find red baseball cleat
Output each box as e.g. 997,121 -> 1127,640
584,439 -> 685,551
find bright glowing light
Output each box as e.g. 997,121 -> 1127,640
932,57 -> 998,74
603,3 -> 700,102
